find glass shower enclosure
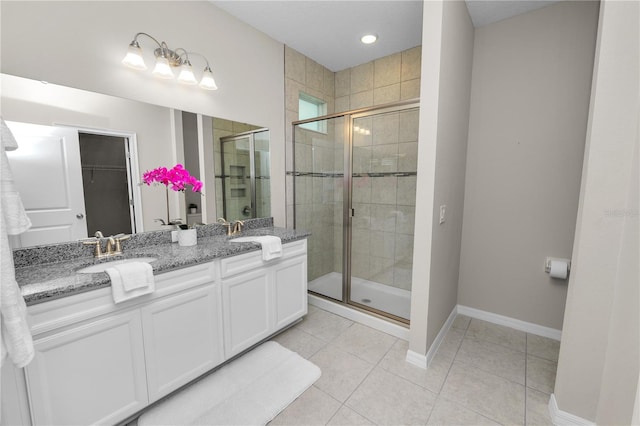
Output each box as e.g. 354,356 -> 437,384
217,129 -> 270,221
290,101 -> 419,323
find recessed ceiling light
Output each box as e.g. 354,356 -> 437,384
360,34 -> 378,44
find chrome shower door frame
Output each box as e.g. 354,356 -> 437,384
219,128 -> 269,220
293,100 -> 419,325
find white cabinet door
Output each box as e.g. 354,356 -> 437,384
1,362 -> 31,425
141,285 -> 224,402
222,269 -> 271,358
24,310 -> 148,426
272,255 -> 308,330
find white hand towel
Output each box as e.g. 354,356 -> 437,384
106,262 -> 155,304
0,117 -> 34,368
253,236 -> 282,261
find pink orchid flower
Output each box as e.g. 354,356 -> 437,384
142,164 -> 203,194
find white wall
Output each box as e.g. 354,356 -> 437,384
409,0 -> 474,354
457,1 -> 599,330
0,1 -> 286,225
553,0 -> 639,422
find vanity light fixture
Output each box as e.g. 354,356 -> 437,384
122,32 -> 218,90
360,34 -> 378,44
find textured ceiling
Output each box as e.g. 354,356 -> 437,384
211,0 -> 561,72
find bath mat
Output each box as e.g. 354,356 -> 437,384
137,341 -> 321,426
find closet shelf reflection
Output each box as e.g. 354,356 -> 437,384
286,171 -> 416,177
82,165 -> 127,172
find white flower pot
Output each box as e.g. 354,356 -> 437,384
177,229 -> 197,247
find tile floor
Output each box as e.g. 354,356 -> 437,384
269,305 -> 559,425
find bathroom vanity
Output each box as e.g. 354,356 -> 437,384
1,224 -> 309,426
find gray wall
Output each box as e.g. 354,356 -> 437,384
182,111 -> 201,217
409,0 -> 474,354
554,1 -> 639,422
457,1 -> 599,330
426,0 -> 475,347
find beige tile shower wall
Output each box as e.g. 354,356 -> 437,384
285,46 -> 421,284
350,110 -> 419,290
285,46 -> 337,280
335,46 -> 421,112
339,47 -> 421,290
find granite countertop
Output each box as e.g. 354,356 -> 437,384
16,225 -> 310,306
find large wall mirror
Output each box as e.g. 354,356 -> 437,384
1,74 -> 270,248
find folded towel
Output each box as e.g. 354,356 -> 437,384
253,236 -> 282,261
1,117 -> 34,368
106,262 -> 155,304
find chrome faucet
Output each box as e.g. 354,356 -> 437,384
82,231 -> 131,258
232,220 -> 244,235
105,236 -> 116,255
217,217 -> 232,236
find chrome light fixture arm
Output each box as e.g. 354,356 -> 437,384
122,32 -> 217,89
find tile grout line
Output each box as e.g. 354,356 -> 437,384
329,334 -> 400,425
425,317 -> 469,424
451,318 -> 526,425
427,321 -> 500,424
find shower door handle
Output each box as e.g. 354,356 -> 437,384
350,208 -> 355,217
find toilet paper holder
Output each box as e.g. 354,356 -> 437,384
544,257 -> 571,273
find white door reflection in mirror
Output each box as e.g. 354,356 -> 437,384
5,121 -> 87,247
6,122 -> 140,248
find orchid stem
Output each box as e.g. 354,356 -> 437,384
166,187 -> 170,226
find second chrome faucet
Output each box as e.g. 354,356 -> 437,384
217,218 -> 244,236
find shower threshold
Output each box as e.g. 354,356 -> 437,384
308,272 -> 411,320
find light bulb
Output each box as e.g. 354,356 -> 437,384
152,56 -> 174,79
122,42 -> 147,70
177,62 -> 198,85
199,67 -> 218,90
361,34 -> 378,44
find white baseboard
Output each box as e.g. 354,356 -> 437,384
457,305 -> 562,341
307,294 -> 410,340
426,306 -> 458,365
405,305 -> 457,370
549,394 -> 595,426
406,350 -> 427,369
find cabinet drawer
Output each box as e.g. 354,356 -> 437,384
220,239 -> 307,278
28,261 -> 217,336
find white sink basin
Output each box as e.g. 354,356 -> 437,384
230,237 -> 263,243
77,257 -> 157,274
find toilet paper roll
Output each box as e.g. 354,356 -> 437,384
549,260 -> 568,279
